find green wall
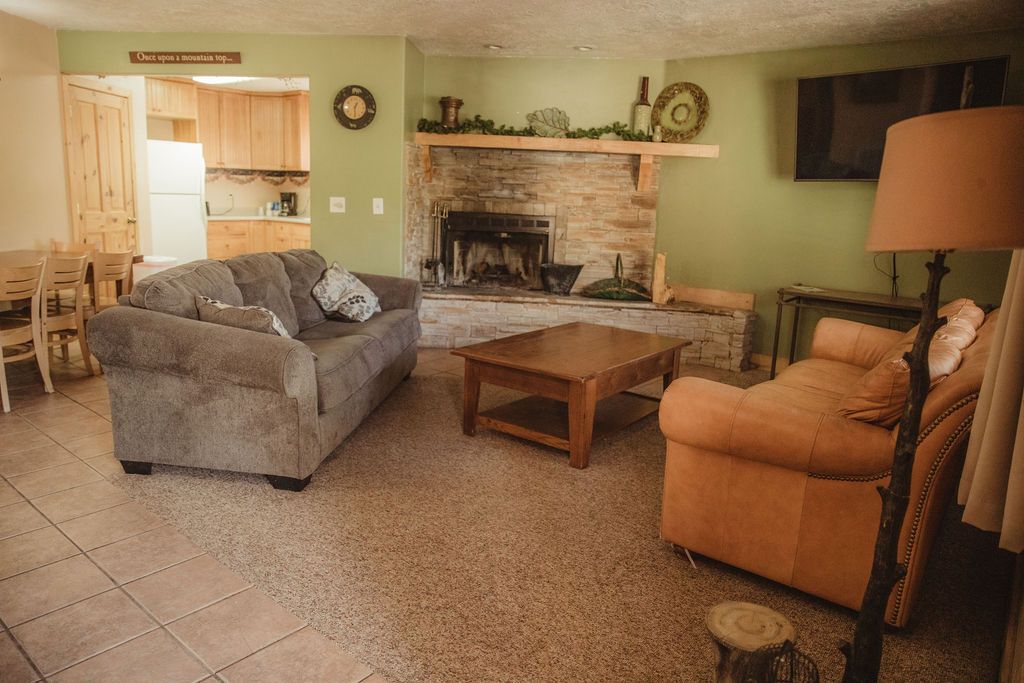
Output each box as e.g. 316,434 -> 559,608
421,32 -> 1023,354
423,56 -> 666,128
57,31 -> 415,276
659,31 -> 1023,353
57,30 -> 1023,355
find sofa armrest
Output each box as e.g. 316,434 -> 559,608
87,305 -> 316,397
353,272 -> 422,311
660,377 -> 895,477
809,317 -> 905,369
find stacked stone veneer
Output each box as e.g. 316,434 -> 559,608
405,143 -> 660,290
420,291 -> 756,371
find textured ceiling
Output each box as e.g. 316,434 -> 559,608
3,0 -> 1021,59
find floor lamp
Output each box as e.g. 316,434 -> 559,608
841,105 -> 1024,682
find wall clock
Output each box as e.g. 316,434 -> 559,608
334,85 -> 376,130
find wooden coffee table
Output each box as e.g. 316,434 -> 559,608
452,323 -> 690,468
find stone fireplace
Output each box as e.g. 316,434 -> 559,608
404,141 -> 757,371
442,211 -> 554,290
405,143 -> 659,291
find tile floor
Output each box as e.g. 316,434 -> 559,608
1,342 -> 764,682
0,349 -> 382,683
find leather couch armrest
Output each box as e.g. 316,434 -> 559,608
660,377 -> 895,477
809,317 -> 904,369
352,272 -> 422,311
87,305 -> 316,397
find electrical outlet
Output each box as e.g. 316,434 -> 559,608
372,198 -> 384,215
329,196 -> 346,213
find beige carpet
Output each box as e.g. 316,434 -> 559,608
115,372 -> 1012,682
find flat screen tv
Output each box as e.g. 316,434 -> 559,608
795,57 -> 1009,181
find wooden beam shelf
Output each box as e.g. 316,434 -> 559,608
413,132 -> 719,192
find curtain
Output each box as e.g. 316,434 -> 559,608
959,250 -> 1024,553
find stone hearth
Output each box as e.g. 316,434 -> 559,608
419,290 -> 756,371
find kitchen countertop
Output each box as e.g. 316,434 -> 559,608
207,215 -> 311,224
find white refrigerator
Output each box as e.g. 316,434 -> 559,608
147,140 -> 208,263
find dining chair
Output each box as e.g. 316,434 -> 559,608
88,250 -> 134,313
38,254 -> 97,375
49,239 -> 95,309
0,259 -> 51,413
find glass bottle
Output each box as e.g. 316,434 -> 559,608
633,76 -> 652,135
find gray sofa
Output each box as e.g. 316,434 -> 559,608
87,249 -> 421,491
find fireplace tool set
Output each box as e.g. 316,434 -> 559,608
422,200 -> 449,287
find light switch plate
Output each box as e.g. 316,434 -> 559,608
329,196 -> 346,213
372,198 -> 384,215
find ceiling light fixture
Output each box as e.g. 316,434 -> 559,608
192,76 -> 259,85
574,45 -> 594,52
485,44 -> 503,51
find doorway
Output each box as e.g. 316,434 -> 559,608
60,74 -> 311,266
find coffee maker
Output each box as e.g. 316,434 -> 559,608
279,192 -> 298,216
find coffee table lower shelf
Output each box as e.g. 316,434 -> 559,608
477,392 -> 661,454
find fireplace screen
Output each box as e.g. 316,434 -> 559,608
441,212 -> 554,289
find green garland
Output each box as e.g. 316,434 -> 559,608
417,115 -> 652,142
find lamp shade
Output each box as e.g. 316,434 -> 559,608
866,105 -> 1024,252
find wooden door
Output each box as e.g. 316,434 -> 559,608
219,91 -> 251,169
283,93 -> 310,171
62,77 -> 138,253
197,88 -> 222,167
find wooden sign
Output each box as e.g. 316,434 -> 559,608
129,51 -> 241,65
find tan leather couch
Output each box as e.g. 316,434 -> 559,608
659,312 -> 997,627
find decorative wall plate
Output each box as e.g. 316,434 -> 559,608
334,85 -> 376,130
651,82 -> 709,142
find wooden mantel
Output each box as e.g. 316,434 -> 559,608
414,132 -> 719,192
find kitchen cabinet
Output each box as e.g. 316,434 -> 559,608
197,89 -> 251,169
275,221 -> 311,250
145,78 -> 197,119
220,91 -> 252,169
194,86 -> 309,171
262,221 -> 311,251
196,88 -> 222,167
283,93 -> 310,171
289,222 -> 311,249
207,220 -> 310,259
207,221 -> 252,259
250,95 -> 285,170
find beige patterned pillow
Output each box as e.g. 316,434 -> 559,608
311,262 -> 381,322
836,316 -> 977,427
195,295 -> 291,337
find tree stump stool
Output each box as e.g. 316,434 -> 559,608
707,601 -> 796,682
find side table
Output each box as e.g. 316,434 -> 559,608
770,286 -> 923,378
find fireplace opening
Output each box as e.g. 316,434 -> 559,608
441,212 -> 554,290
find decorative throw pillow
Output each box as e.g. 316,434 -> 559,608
311,262 -> 381,322
835,356 -> 910,427
195,295 -> 291,337
898,298 -> 985,345
836,312 -> 981,427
